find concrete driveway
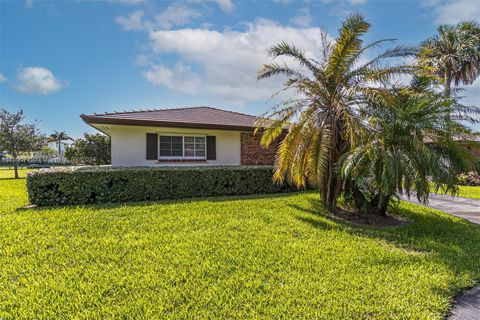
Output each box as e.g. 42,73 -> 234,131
402,193 -> 480,320
402,193 -> 480,224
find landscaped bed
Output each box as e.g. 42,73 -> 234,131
1,169 -> 480,319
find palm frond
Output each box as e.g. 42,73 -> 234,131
256,63 -> 303,80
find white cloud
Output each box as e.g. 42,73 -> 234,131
289,8 -> 313,28
110,0 -> 233,11
24,0 -> 34,8
317,0 -> 366,4
143,63 -> 175,86
188,0 -> 234,13
420,0 -> 441,6
115,4 -> 201,31
347,0 -> 367,4
109,0 -> 146,5
143,19 -> 330,104
211,0 -> 234,12
115,10 -> 146,31
0,73 -> 7,83
155,4 -> 201,30
135,54 -> 150,66
15,67 -> 64,94
431,0 -> 480,24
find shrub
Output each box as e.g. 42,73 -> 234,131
27,166 -> 299,206
457,171 -> 480,186
64,133 -> 111,165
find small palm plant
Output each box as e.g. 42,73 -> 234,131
340,76 -> 479,215
48,130 -> 73,159
256,13 -> 417,210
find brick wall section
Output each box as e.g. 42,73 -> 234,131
241,132 -> 285,165
460,142 -> 480,159
471,148 -> 480,158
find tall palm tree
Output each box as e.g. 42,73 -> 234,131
340,76 -> 478,215
419,21 -> 480,98
256,13 -> 417,210
48,130 -> 73,159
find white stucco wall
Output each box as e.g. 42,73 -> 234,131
109,125 -> 242,167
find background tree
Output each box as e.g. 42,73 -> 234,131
256,13 -> 417,211
64,133 -> 111,165
419,21 -> 480,98
340,77 -> 478,215
0,109 -> 46,178
48,130 -> 73,159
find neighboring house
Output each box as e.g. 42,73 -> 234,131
47,141 -> 71,156
0,151 -> 8,162
81,107 -> 283,167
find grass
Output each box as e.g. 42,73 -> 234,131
0,170 -> 479,319
457,186 -> 480,199
0,167 -> 32,179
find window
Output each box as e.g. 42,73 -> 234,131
158,135 -> 206,159
184,136 -> 206,157
159,136 -> 183,157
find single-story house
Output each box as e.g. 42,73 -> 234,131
81,106 -> 282,167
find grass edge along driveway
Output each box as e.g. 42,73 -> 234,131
457,186 -> 480,199
0,169 -> 479,319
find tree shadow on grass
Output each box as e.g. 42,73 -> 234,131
19,190 -> 480,284
292,197 -> 480,302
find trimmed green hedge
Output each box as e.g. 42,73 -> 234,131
27,166 -> 298,206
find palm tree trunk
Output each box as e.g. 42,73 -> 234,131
321,120 -> 345,211
352,187 -> 390,216
444,68 -> 452,124
376,194 -> 391,216
58,139 -> 61,160
13,156 -> 18,179
321,117 -> 336,210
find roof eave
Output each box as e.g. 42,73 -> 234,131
80,115 -> 112,136
80,114 -> 256,132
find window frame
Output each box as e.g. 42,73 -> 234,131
157,134 -> 207,160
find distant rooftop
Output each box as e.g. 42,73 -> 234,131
81,106 -> 262,131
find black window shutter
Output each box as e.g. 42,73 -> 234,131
146,133 -> 158,160
206,136 -> 216,160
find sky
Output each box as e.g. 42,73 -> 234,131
1,0 -> 479,138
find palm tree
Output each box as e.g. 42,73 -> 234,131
340,76 -> 478,215
48,131 -> 73,159
256,13 -> 417,211
419,21 -> 480,98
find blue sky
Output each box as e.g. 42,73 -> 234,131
1,0 -> 479,137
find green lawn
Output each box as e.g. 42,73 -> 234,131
458,186 -> 480,199
0,167 -> 32,179
1,170 -> 480,319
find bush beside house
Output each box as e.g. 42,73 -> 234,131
27,166 -> 299,206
